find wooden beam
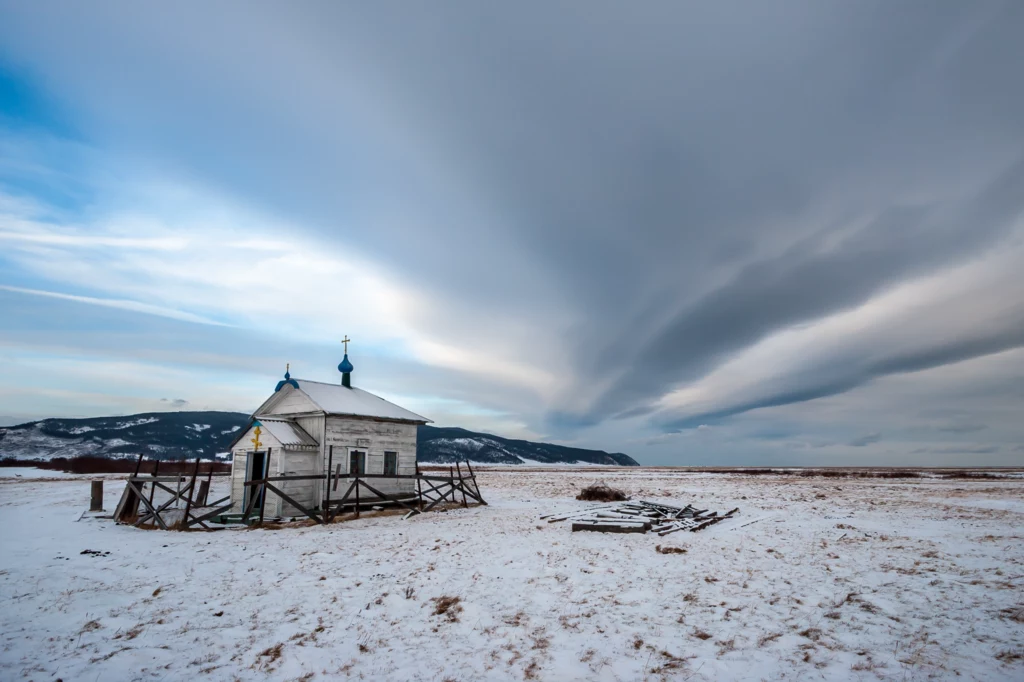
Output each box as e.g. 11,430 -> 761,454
455,462 -> 468,508
353,478 -> 420,514
130,482 -> 169,530
263,482 -> 323,524
180,457 -> 201,531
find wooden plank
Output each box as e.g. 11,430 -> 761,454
353,479 -> 420,514
421,482 -> 455,512
572,521 -> 648,533
185,501 -> 233,528
263,482 -> 322,524
259,448 -> 271,525
130,482 -> 168,530
465,460 -> 487,505
195,480 -> 210,507
114,454 -> 146,522
455,462 -> 468,508
324,445 -> 334,513
180,458 -> 200,531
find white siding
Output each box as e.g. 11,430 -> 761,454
273,450 -> 318,517
230,413 -> 421,514
294,415 -> 326,503
323,417 -> 418,496
266,389 -> 319,415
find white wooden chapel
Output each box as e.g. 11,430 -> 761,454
227,339 -> 431,517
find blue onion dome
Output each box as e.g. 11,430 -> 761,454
338,354 -> 354,374
275,364 -> 299,391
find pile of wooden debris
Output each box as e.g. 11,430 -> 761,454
543,500 -> 738,535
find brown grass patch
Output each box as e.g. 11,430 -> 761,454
431,595 -> 463,622
1000,606 -> 1024,623
576,484 -> 628,502
79,619 -> 101,633
255,643 -> 283,669
656,545 -> 687,554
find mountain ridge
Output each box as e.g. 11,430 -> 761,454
0,411 -> 639,466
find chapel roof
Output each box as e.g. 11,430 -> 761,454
256,417 -> 318,449
286,379 -> 431,424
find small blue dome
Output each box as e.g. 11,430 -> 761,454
275,365 -> 299,392
338,354 -> 354,374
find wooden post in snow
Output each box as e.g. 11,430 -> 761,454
355,475 -> 361,519
324,445 -> 334,521
90,481 -> 104,512
455,462 -> 468,507
181,457 -> 200,530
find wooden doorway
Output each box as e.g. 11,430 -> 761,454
349,450 -> 365,476
246,450 -> 267,511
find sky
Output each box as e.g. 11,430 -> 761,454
1,1 -> 1023,465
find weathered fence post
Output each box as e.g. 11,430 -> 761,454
455,462 -> 468,507
355,475 -> 361,518
90,481 -> 104,511
416,470 -> 424,511
196,479 -> 210,507
324,445 -> 334,522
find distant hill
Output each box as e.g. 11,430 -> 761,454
418,426 -> 638,466
0,411 -> 639,466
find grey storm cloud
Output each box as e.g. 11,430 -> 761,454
2,1 -> 1023,439
848,433 -> 882,448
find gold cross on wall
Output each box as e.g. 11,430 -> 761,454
250,425 -> 263,451
341,335 -> 351,353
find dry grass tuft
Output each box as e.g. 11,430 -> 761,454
996,649 -> 1023,664
656,545 -> 687,555
576,483 -> 628,502
79,620 -> 101,633
255,643 -> 283,669
798,628 -> 822,641
1000,606 -> 1024,623
692,629 -> 713,641
431,595 -> 463,622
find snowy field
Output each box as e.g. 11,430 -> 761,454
1,468 -> 1023,681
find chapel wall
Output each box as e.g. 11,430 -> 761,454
323,417 -> 419,495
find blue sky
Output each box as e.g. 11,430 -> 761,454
1,2 -> 1023,465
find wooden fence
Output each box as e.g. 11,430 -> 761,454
113,454 -> 485,530
113,454 -> 232,530
242,460 -> 486,525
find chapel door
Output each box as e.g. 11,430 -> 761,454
350,450 -> 366,476
247,450 -> 267,510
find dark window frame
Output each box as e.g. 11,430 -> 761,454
383,451 -> 398,476
349,449 -> 366,476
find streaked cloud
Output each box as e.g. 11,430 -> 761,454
0,1 -> 1022,463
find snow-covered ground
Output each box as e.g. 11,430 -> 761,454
1,468 -> 1022,681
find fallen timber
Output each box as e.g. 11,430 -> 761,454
547,500 -> 739,535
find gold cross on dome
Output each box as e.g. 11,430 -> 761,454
341,335 -> 351,353
251,425 -> 263,451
